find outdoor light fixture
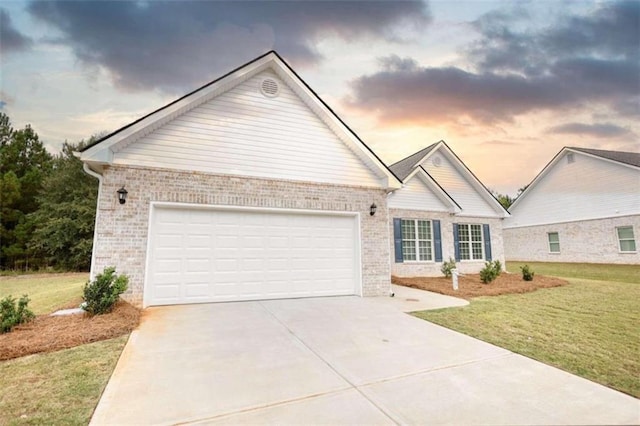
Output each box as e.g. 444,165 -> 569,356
117,186 -> 128,205
370,203 -> 377,216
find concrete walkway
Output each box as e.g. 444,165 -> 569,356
91,291 -> 639,425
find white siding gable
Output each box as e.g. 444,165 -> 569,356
421,151 -> 498,217
388,173 -> 452,211
113,70 -> 381,187
505,152 -> 640,228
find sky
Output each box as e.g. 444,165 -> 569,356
1,0 -> 638,196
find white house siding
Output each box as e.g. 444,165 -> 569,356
387,175 -> 451,212
389,208 -> 505,277
504,215 -> 640,264
93,165 -> 391,307
505,152 -> 640,228
112,70 -> 381,188
420,153 -> 497,217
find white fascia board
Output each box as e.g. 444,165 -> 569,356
405,167 -> 461,213
428,143 -> 509,217
84,148 -> 113,164
568,148 -> 640,171
509,147 -> 567,212
510,147 -> 640,213
271,58 -> 401,190
80,54 -> 276,164
413,140 -> 445,168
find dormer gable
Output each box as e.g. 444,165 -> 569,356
390,141 -> 508,218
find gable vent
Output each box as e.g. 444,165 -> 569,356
260,78 -> 280,97
432,156 -> 442,167
567,153 -> 575,164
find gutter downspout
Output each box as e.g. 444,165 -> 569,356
83,162 -> 103,281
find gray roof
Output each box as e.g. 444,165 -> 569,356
569,147 -> 640,168
389,142 -> 440,181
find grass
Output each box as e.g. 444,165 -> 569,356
0,335 -> 128,426
415,276 -> 640,397
0,273 -> 88,315
506,261 -> 639,284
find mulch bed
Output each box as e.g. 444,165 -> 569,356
392,272 -> 568,300
0,301 -> 140,361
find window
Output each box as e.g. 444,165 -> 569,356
401,219 -> 433,261
458,224 -> 484,260
548,232 -> 560,253
617,226 -> 636,252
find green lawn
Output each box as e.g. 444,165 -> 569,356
415,265 -> 640,397
0,273 -> 88,315
0,336 -> 127,426
506,261 -> 639,284
1,273 -> 127,425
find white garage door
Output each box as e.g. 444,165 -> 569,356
145,205 -> 360,306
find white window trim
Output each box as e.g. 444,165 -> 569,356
547,232 -> 560,254
401,219 -> 434,263
458,223 -> 484,262
616,226 -> 637,253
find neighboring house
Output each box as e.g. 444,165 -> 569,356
504,147 -> 640,264
388,141 -> 510,277
80,51 -> 402,307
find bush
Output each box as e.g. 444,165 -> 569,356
492,260 -> 503,276
480,260 -> 502,284
83,267 -> 128,315
441,258 -> 457,278
521,265 -> 535,281
1,294 -> 35,333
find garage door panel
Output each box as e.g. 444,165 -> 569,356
184,282 -> 209,297
147,207 -> 359,306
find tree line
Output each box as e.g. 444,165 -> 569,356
0,112 -> 98,271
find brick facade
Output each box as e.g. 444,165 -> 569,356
389,208 -> 506,277
92,165 -> 391,307
504,215 -> 640,264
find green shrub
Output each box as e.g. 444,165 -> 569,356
83,267 -> 128,315
1,294 -> 35,333
441,257 -> 457,278
492,260 -> 502,276
480,260 -> 502,284
521,265 -> 535,281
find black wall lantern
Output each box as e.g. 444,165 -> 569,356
117,186 -> 128,205
370,203 -> 377,216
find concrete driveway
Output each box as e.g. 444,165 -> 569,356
91,286 -> 639,425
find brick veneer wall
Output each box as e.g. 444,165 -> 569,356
504,215 -> 640,264
92,165 -> 392,307
388,209 -> 506,277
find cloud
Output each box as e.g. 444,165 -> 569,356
346,1 -> 640,125
0,9 -> 33,55
479,140 -> 518,147
467,1 -> 639,74
547,123 -> 634,138
27,1 -> 431,94
543,1 -> 639,61
347,63 -> 569,124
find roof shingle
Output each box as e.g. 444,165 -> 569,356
569,147 -> 640,168
388,142 -> 440,181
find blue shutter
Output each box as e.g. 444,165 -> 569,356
433,220 -> 442,262
393,218 -> 403,263
453,223 -> 460,261
483,224 -> 492,261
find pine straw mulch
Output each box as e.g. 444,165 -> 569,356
392,272 -> 568,300
0,301 -> 140,361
